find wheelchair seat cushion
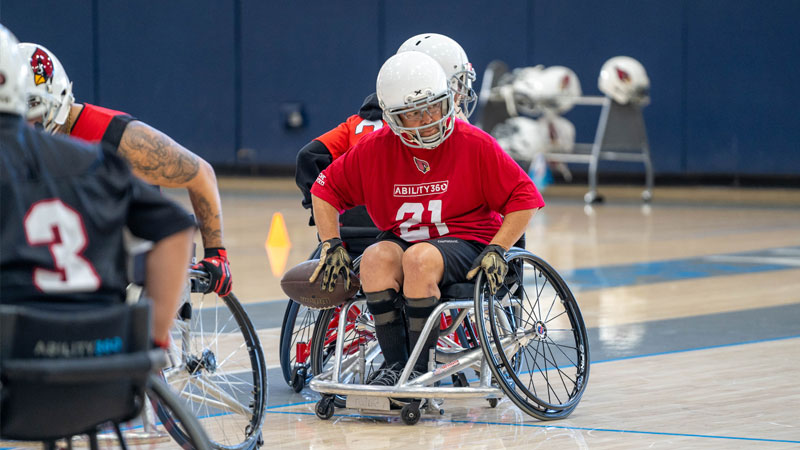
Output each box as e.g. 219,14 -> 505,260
440,282 -> 477,300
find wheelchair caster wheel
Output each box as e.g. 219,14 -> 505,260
315,396 -> 335,420
401,402 -> 421,426
291,366 -> 307,393
584,191 -> 604,204
488,398 -> 499,408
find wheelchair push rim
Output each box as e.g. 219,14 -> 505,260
474,251 -> 590,419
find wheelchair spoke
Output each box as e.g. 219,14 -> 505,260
188,374 -> 252,416
481,252 -> 589,418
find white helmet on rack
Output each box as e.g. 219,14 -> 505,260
397,33 -> 477,118
598,56 -> 650,105
492,116 -> 547,164
0,25 -> 28,115
377,51 -> 455,149
541,114 -> 576,153
493,114 -> 575,164
512,65 -> 581,115
17,42 -> 74,132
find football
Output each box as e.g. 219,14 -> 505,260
280,259 -> 360,309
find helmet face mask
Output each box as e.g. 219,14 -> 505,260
384,90 -> 454,149
377,51 -> 456,149
396,33 -> 477,119
450,63 -> 477,118
17,43 -> 74,133
0,25 -> 29,116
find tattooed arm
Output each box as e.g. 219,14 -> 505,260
118,120 -> 224,249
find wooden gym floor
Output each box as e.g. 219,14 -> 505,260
206,177 -> 800,449
4,177 -> 799,448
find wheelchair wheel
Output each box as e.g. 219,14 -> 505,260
474,251 -> 590,420
160,272 -> 267,450
278,300 -> 319,388
148,373 -> 212,450
310,299 -> 380,407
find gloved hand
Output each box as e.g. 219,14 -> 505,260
466,244 -> 508,295
192,247 -> 233,296
309,238 -> 353,292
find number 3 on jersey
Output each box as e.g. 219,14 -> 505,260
24,199 -> 101,292
396,200 -> 449,241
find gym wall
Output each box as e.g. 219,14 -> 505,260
3,0 -> 798,178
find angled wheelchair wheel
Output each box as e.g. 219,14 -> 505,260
160,271 -> 267,449
310,299 -> 381,407
475,250 -> 590,420
278,300 -> 319,388
148,373 -> 212,450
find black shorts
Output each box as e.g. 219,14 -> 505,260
376,231 -> 485,287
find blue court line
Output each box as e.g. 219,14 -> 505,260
262,334 -> 800,444
593,333 -> 800,364
251,246 -> 800,306
562,246 -> 800,291
259,410 -> 800,445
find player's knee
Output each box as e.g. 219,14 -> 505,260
362,242 -> 403,269
401,244 -> 442,278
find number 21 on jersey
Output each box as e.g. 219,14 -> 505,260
24,199 -> 101,292
396,200 -> 449,241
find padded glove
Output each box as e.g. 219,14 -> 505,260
466,244 -> 508,295
309,238 -> 353,292
192,247 -> 233,296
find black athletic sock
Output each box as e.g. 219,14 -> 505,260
365,289 -> 408,367
404,296 -> 440,372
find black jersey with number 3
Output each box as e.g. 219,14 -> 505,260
0,114 -> 195,306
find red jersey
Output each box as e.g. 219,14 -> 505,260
311,120 -> 544,244
315,114 -> 386,160
70,103 -> 134,150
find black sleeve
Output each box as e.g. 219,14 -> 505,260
126,178 -> 196,242
295,139 -> 333,214
101,115 -> 136,153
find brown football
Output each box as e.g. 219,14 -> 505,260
280,259 -> 360,309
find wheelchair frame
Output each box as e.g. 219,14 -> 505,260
0,303 -> 212,450
309,247 -> 590,425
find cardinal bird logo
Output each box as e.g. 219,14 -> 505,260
30,47 -> 54,86
560,74 -> 570,91
616,67 -> 631,84
413,156 -> 431,174
548,121 -> 558,144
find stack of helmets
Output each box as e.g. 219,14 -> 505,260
492,65 -> 580,170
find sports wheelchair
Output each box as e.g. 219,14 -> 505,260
0,301 -> 211,449
307,247 -> 590,425
279,214 -> 382,391
128,262 -> 267,449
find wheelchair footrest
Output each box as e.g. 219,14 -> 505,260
310,377 -> 502,400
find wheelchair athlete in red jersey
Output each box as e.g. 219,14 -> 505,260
310,51 -> 544,384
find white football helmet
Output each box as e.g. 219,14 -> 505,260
493,114 -> 575,164
492,116 -> 547,163
17,42 -> 74,133
598,56 -> 650,105
0,25 -> 28,115
397,33 -> 477,119
377,51 -> 455,149
512,65 -> 582,115
541,113 -> 576,153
